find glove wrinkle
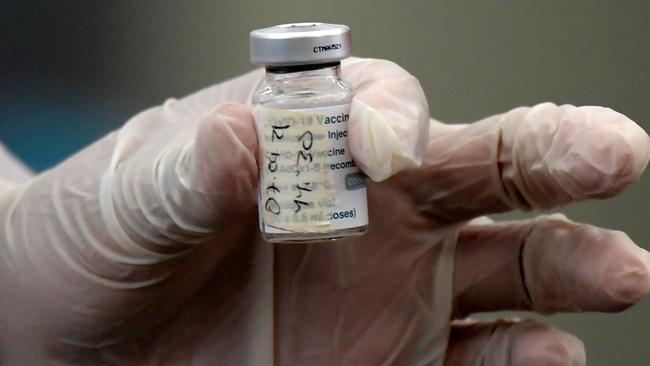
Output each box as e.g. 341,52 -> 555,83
518,224 -> 534,310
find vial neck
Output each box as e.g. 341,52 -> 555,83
265,62 -> 341,82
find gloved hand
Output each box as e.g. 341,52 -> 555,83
1,57 -> 649,366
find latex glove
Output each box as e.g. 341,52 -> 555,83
0,144 -> 33,186
0,58 -> 649,366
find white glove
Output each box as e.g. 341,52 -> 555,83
0,144 -> 33,185
0,57 -> 649,365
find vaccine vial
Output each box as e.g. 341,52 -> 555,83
250,23 -> 368,243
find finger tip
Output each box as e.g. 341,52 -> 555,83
580,106 -> 649,183
513,323 -> 586,366
604,243 -> 650,306
193,102 -> 258,205
555,332 -> 587,366
552,106 -> 649,199
548,340 -> 586,366
206,101 -> 253,123
198,102 -> 257,151
349,98 -> 426,181
594,106 -> 650,171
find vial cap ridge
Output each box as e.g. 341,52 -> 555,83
250,22 -> 351,66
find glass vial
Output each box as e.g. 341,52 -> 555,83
250,23 -> 368,243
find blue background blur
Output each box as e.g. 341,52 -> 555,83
1,1 -> 649,364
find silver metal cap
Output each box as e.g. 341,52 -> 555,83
250,23 -> 351,66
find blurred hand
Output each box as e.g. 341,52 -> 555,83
1,58 -> 649,365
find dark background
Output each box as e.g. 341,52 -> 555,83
1,1 -> 649,364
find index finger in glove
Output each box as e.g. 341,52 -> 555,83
403,103 -> 650,222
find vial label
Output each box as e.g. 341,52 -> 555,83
255,104 -> 368,234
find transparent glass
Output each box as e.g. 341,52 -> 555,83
253,64 -> 368,243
